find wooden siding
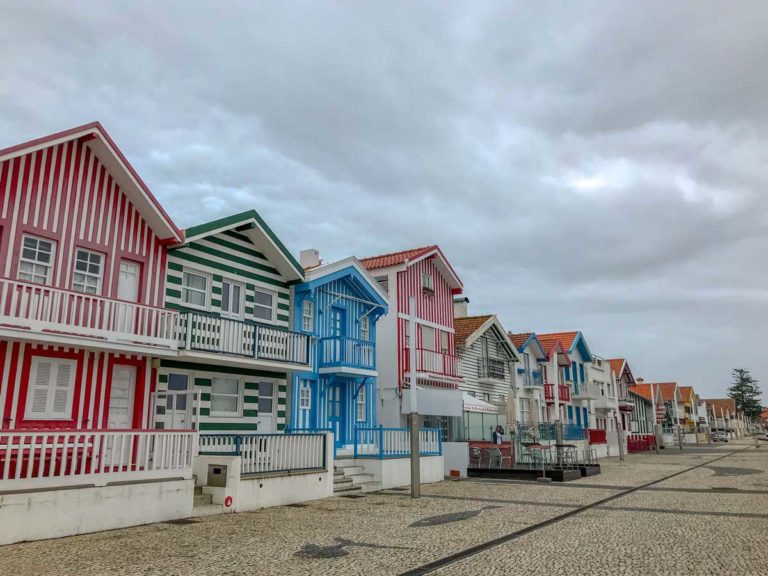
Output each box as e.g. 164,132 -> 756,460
0,340 -> 152,431
0,140 -> 168,307
457,324 -> 514,403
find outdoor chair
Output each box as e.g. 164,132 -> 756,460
488,447 -> 512,469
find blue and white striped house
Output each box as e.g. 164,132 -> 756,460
290,251 -> 388,451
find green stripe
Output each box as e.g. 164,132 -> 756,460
278,314 -> 289,323
155,406 -> 166,415
167,275 -> 182,285
278,302 -> 290,311
243,409 -> 259,417
166,288 -> 181,299
168,261 -> 183,272
199,408 -> 210,416
155,422 -> 164,429
244,395 -> 258,404
204,235 -> 269,266
211,299 -> 222,308
211,286 -> 222,295
158,374 -> 168,383
168,250 -> 289,289
278,397 -> 286,406
187,241 -> 282,277
160,359 -> 286,379
195,378 -> 212,387
244,382 -> 260,391
200,393 -> 211,402
277,410 -> 286,418
199,422 -> 259,431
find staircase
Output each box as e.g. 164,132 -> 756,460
191,484 -> 226,517
333,460 -> 381,494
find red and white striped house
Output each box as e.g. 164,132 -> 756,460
360,245 -> 464,428
0,124 -> 196,543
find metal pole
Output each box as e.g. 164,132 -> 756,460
615,413 -> 625,461
408,296 -> 420,499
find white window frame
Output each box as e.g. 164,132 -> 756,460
210,377 -> 242,417
302,300 -> 314,332
220,278 -> 244,318
24,356 -> 77,420
520,397 -> 531,424
253,287 -> 277,323
72,248 -> 104,295
257,380 -> 276,416
181,269 -> 209,310
440,331 -> 449,354
356,386 -> 366,421
421,325 -> 436,351
360,316 -> 370,341
421,272 -> 434,293
299,385 -> 311,409
18,235 -> 56,285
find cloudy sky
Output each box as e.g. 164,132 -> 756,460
2,1 -> 766,397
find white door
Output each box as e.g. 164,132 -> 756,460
116,260 -> 140,333
108,365 -> 136,429
166,373 -> 191,429
297,379 -> 312,429
256,381 -> 276,432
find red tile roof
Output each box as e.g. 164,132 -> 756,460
643,382 -> 678,402
679,386 -> 695,403
607,358 -> 625,378
630,384 -> 655,402
703,398 -> 736,415
454,315 -> 493,347
536,331 -> 579,352
509,332 -> 532,349
359,245 -> 437,270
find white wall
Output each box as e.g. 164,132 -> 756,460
0,480 -> 193,546
443,442 -> 469,477
356,455 -> 444,489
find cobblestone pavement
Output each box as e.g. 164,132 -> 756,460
4,440 -> 767,576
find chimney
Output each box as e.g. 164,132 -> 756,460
300,248 -> 320,269
453,295 -> 469,318
636,377 -> 645,384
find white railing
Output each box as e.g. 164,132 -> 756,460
199,433 -> 327,475
0,429 -> 197,491
353,427 -> 442,458
0,278 -> 179,348
178,312 -> 310,365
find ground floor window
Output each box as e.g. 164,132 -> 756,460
258,381 -> 274,414
356,386 -> 366,421
25,356 -> 76,420
211,377 -> 241,416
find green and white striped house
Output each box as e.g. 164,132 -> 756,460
153,210 -> 311,433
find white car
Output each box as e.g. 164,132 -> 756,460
712,431 -> 729,442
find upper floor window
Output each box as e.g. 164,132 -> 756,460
360,316 -> 370,340
440,331 -> 449,354
221,280 -> 243,318
299,386 -> 311,409
421,273 -> 434,293
421,325 -> 436,350
253,288 -> 276,322
302,300 -> 314,332
19,235 -> 55,284
72,249 -> 103,294
24,356 -> 76,420
182,271 -> 208,308
375,275 -> 389,294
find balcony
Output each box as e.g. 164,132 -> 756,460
518,369 -> 544,389
572,381 -> 600,400
478,357 -> 506,382
592,394 -> 617,411
177,312 -> 311,367
404,348 -> 461,380
544,383 -> 571,403
0,277 -> 178,352
318,336 -> 375,373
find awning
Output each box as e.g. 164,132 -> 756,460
463,392 -> 498,414
401,387 -> 463,417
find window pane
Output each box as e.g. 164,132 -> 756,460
231,285 -> 241,313
212,395 -> 238,413
185,273 -> 206,290
258,398 -> 273,413
254,290 -> 273,306
213,378 -> 239,395
186,290 -> 205,306
254,306 -> 272,320
258,382 -> 273,398
221,283 -> 230,311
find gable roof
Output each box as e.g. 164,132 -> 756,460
359,245 -> 463,290
0,121 -> 181,242
300,256 -> 389,310
509,332 -> 546,360
509,332 -> 533,350
628,388 -> 652,405
536,331 -> 593,361
183,210 -> 304,282
607,358 -> 636,385
643,382 -> 679,403
679,386 -> 695,403
630,383 -> 664,405
535,334 -> 571,366
704,398 -> 737,415
454,316 -> 493,347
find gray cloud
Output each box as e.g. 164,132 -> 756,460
2,0 -> 767,396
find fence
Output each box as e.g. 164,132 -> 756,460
627,434 -> 656,453
588,429 -> 607,444
353,427 -> 442,459
0,429 -> 196,490
470,444 -> 598,470
199,433 -> 327,475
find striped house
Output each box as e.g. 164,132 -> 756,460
289,251 -> 388,451
359,245 -> 464,428
0,123 -> 182,436
153,210 -> 312,433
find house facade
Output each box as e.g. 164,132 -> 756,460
509,332 -> 548,426
153,210 -> 312,434
607,358 -> 637,432
289,252 -> 388,451
360,246 -> 464,428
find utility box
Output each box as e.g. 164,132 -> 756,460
207,464 -> 228,488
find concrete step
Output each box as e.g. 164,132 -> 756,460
359,481 -> 382,493
194,493 -> 213,507
333,482 -> 362,494
191,503 -> 227,517
334,476 -> 354,486
334,460 -> 364,470
348,472 -> 375,485
337,466 -> 366,477
193,485 -> 204,496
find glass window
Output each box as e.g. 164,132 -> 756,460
167,373 -> 189,411
72,249 -> 103,294
211,377 -> 240,415
440,331 -> 449,354
258,381 -> 274,414
299,386 -> 311,409
221,280 -> 242,317
182,271 -> 208,308
360,316 -> 370,340
375,275 -> 388,294
302,300 -> 313,332
253,289 -> 275,321
356,387 -> 366,421
19,236 -> 55,284
24,357 -> 76,420
421,326 -> 436,350
421,273 -> 434,293
520,398 -> 531,424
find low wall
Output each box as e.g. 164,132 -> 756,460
443,442 -> 469,477
356,455 -> 444,490
0,479 -> 193,546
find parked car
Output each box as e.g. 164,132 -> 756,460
712,431 -> 729,442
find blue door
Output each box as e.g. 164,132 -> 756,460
327,381 -> 346,448
329,307 -> 346,364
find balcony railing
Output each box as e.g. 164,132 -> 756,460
588,429 -> 607,444
177,312 -> 310,365
318,336 -> 375,371
518,369 -> 544,388
544,383 -> 571,403
0,429 -> 196,491
404,348 -> 460,378
478,357 -> 506,381
572,382 -> 599,400
0,278 -> 178,348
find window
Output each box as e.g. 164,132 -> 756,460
421,326 -> 436,350
356,387 -> 366,421
166,373 -> 189,411
375,275 -> 388,294
495,342 -> 506,357
421,273 -> 434,293
440,331 -> 449,354
221,280 -> 243,317
72,249 -> 103,294
520,398 -> 531,424
182,271 -> 208,308
19,236 -> 55,284
302,300 -> 314,332
258,381 -> 274,414
253,289 -> 275,321
482,393 -> 490,402
24,357 -> 76,420
360,316 -> 370,340
299,386 -> 311,409
211,377 -> 240,415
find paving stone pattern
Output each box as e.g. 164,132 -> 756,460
3,440 -> 767,576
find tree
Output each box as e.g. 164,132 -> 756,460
727,368 -> 762,420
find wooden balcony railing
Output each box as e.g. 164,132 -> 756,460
318,336 -> 375,370
0,278 -> 178,348
544,383 -> 571,403
403,348 -> 460,378
478,357 -> 506,381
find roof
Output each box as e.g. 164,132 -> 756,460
607,358 -> 625,378
536,331 -> 593,361
679,386 -> 695,403
454,316 -> 493,347
359,245 -> 463,291
0,121 -> 182,242
643,382 -> 679,403
535,334 -> 571,365
628,388 -> 652,405
703,398 -> 737,415
760,407 -> 768,419
630,384 -> 662,404
300,256 -> 389,311
183,210 -> 304,282
509,332 -> 533,349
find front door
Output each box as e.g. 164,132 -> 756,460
166,373 -> 191,429
297,379 -> 313,429
329,307 -> 346,362
327,381 -> 345,448
106,365 -> 137,467
256,381 -> 276,432
116,260 -> 140,333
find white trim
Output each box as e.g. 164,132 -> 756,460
209,376 -> 243,418
220,278 -> 245,319
181,269 -> 210,310
397,312 -> 455,333
18,234 -> 56,285
305,256 -> 390,304
252,286 -> 278,323
24,356 -> 77,421
71,247 -> 105,295
318,366 -> 378,377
